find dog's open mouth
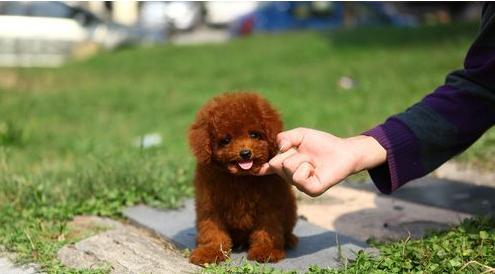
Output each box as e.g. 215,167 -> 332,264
238,160 -> 254,170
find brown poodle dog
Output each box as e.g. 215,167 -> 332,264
188,92 -> 297,265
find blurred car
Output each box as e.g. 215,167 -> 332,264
0,1 -> 141,67
231,1 -> 416,36
163,1 -> 202,31
204,1 -> 258,27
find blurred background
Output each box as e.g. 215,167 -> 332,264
0,1 -> 483,67
1,3 -> 494,272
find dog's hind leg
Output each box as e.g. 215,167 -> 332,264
285,232 -> 298,249
247,223 -> 286,263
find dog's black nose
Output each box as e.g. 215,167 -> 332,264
239,149 -> 252,159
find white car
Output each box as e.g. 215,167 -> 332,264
0,15 -> 87,67
0,2 -> 138,67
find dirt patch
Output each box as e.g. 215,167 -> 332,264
0,70 -> 20,90
434,161 -> 495,187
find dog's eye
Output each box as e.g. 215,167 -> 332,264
249,131 -> 262,140
219,137 -> 231,146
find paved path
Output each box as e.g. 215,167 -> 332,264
298,183 -> 471,242
434,161 -> 495,187
346,177 -> 495,216
55,176 -> 491,273
170,27 -> 229,45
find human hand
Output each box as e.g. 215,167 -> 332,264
257,128 -> 386,196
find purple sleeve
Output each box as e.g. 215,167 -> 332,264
363,3 -> 495,194
363,120 -> 422,194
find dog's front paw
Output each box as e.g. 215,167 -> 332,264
190,245 -> 229,265
247,246 -> 285,263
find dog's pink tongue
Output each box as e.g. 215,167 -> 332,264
238,161 -> 253,170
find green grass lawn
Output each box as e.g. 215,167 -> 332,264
0,23 -> 494,273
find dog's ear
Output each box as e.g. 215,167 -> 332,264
188,115 -> 212,164
257,98 -> 283,157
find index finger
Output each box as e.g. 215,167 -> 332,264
255,148 -> 297,176
277,128 -> 306,152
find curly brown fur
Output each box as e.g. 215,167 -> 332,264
188,92 -> 298,265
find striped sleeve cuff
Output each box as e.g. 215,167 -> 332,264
362,118 -> 424,194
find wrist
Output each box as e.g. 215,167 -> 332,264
347,135 -> 387,173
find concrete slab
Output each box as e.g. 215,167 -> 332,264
298,184 -> 471,242
123,200 -> 370,272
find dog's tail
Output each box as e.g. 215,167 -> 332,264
285,233 -> 298,249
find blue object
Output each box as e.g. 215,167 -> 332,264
230,2 -> 416,36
